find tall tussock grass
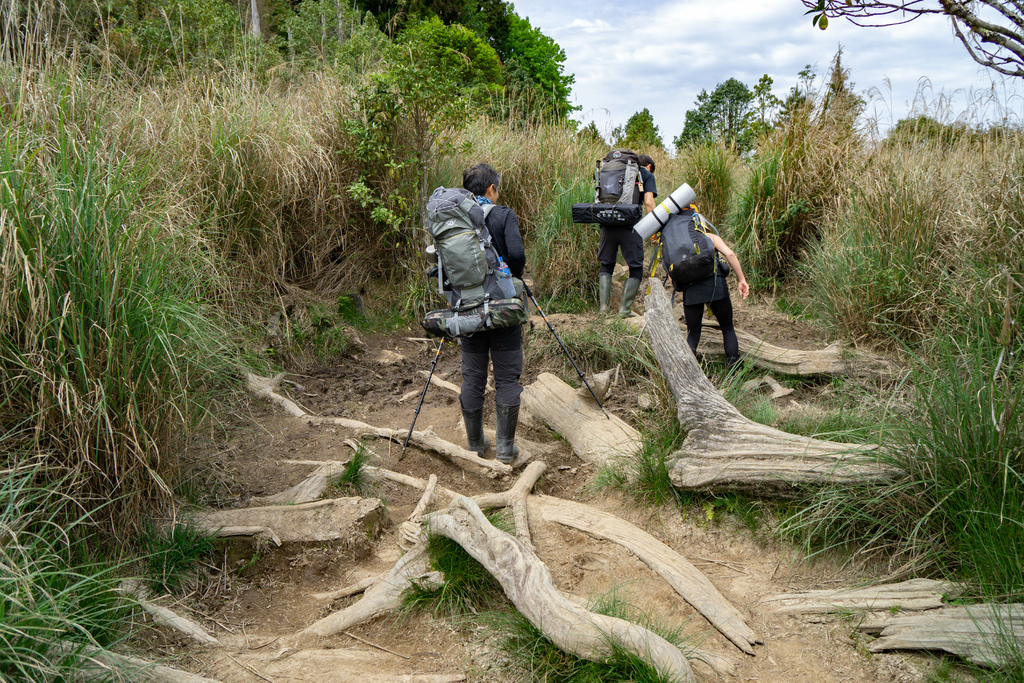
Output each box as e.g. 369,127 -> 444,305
783,314 -> 1023,598
0,464 -> 132,680
0,122 -> 234,531
803,125 -> 1024,347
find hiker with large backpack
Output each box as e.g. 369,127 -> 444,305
595,149 -> 658,317
659,209 -> 750,367
453,164 -> 526,464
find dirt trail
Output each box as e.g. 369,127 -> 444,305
157,299 -> 930,683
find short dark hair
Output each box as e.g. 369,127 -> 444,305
638,155 -> 655,173
463,163 -> 501,196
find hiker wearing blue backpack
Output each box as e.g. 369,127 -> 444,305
458,164 -> 527,464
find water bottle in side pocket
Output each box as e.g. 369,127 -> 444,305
495,257 -> 516,298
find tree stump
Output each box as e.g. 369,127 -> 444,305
645,282 -> 901,495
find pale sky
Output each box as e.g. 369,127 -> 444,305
509,0 -> 1023,144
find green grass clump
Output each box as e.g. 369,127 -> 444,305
329,447 -> 379,499
525,318 -> 658,381
0,122 -> 236,532
136,520 -> 218,595
0,466 -> 132,681
403,512 -> 513,619
782,322 -> 1024,596
527,177 -> 601,302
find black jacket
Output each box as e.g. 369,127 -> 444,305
485,205 -> 526,278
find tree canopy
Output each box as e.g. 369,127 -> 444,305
674,78 -> 756,151
611,108 -> 664,151
803,0 -> 1024,78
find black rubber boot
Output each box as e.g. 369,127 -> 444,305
462,406 -> 491,458
618,278 -> 641,318
598,274 -> 612,314
495,402 -> 520,465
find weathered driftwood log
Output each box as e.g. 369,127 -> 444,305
283,544 -> 443,648
206,526 -> 282,546
858,603 -> 1024,667
527,495 -> 759,655
119,581 -> 218,646
694,321 -> 898,378
762,578 -> 960,616
245,373 -> 512,476
427,497 -> 695,683
520,372 -> 641,467
193,498 -> 388,544
646,283 -> 901,495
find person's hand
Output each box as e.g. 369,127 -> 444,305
738,280 -> 750,299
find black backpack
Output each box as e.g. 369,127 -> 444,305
594,148 -> 642,204
660,210 -> 726,290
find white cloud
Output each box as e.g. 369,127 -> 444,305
510,0 -> 1022,141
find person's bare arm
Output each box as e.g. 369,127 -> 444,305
644,192 -> 656,214
709,233 -> 749,299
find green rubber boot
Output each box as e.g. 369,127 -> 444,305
618,278 -> 641,318
495,403 -> 521,465
598,274 -> 612,314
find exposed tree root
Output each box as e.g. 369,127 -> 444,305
763,578 -> 960,616
245,373 -> 512,476
645,283 -> 901,495
427,497 -> 695,683
528,494 -> 760,654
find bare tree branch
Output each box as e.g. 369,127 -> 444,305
803,0 -> 1024,77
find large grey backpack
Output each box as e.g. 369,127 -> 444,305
594,148 -> 642,204
425,187 -> 505,310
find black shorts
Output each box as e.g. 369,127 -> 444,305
598,226 -> 644,270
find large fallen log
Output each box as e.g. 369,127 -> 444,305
695,321 -> 897,378
520,372 -> 641,467
527,495 -> 759,655
427,497 -> 695,683
192,497 -> 388,544
858,603 -> 1024,667
645,283 -> 901,495
762,578 -> 960,616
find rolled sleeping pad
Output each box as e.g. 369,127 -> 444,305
632,183 -> 698,240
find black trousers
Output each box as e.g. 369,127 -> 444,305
598,225 -> 644,278
459,325 -> 523,410
683,294 -> 739,360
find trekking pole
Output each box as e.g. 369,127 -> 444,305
401,337 -> 445,457
521,282 -> 611,419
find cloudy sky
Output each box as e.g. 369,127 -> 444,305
509,0 -> 1022,144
